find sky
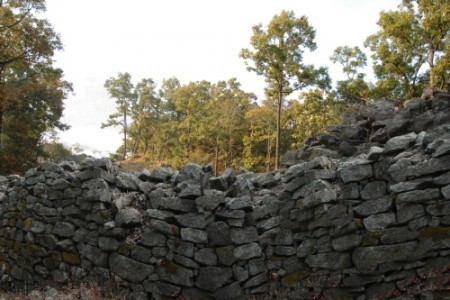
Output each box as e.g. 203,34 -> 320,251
44,0 -> 399,157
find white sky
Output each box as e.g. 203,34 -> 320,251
44,0 -> 399,157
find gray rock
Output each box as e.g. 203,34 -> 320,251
150,219 -> 179,236
243,272 -> 268,288
274,246 -> 296,256
52,222 -> 75,237
442,185 -> 450,199
109,252 -> 154,283
178,162 -> 203,183
77,243 -> 108,267
115,172 -> 140,190
216,209 -> 245,219
296,239 -> 317,257
363,212 -> 396,230
434,171 -> 450,185
338,162 -> 373,183
196,190 -> 225,211
340,125 -> 367,140
178,184 -> 202,199
426,138 -> 450,158
385,114 -> 409,136
194,248 -> 217,266
230,226 -> 258,245
145,208 -> 174,221
332,234 -> 362,252
380,227 -> 420,244
299,185 -> 337,209
226,196 -> 253,211
195,266 -> 233,292
157,262 -> 194,287
207,221 -> 232,246
115,208 -> 142,227
82,178 -> 111,202
143,281 -> 181,297
216,245 -> 237,266
404,155 -> 450,178
389,177 -> 433,193
181,228 -> 208,244
397,204 -> 425,224
156,197 -> 196,213
367,146 -> 384,161
256,216 -> 282,231
360,181 -> 387,200
252,173 -> 278,188
396,188 -> 441,204
175,213 -> 206,229
233,242 -> 262,260
98,237 -> 120,251
352,242 -> 417,272
215,282 -> 242,300
353,195 -> 392,216
149,167 -> 174,182
166,240 -> 195,258
139,230 -> 166,247
305,252 -> 351,270
384,132 -> 417,154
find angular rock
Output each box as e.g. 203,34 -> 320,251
363,212 -> 396,230
195,266 -> 233,292
109,252 -> 154,283
384,132 -> 417,154
360,181 -> 387,200
115,208 -> 142,227
396,188 -> 441,204
77,243 -> 108,267
233,242 -> 262,260
352,242 -> 417,272
353,195 -> 392,216
226,196 -> 252,211
157,262 -> 194,287
52,222 -> 75,237
305,252 -> 351,270
206,221 -> 232,246
338,162 -> 373,183
332,234 -> 362,252
181,228 -> 208,244
230,226 -> 258,245
149,167 -> 174,182
194,248 -> 217,266
115,172 -> 140,190
175,213 -> 206,229
196,190 -> 225,211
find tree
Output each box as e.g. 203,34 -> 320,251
286,89 -> 342,148
241,10 -> 330,169
365,0 -> 450,99
330,46 -> 371,102
0,0 -> 71,174
102,72 -> 136,160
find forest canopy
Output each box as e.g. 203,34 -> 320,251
0,0 -> 448,174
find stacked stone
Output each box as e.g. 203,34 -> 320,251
0,92 -> 449,299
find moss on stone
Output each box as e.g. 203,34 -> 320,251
362,231 -> 379,246
420,227 -> 450,241
281,270 -> 310,287
170,224 -> 180,236
62,252 -> 81,265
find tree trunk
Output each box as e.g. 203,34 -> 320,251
123,110 -> 127,160
214,137 -> 219,176
275,85 -> 283,170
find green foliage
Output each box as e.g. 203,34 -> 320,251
330,46 -> 372,103
287,89 -> 343,148
102,72 -> 137,160
240,10 -> 330,169
0,0 -> 71,174
365,0 -> 450,99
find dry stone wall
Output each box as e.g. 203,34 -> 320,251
1,93 -> 450,299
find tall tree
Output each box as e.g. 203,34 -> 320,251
330,46 -> 371,102
365,0 -> 450,98
241,10 -> 330,169
102,72 -> 136,160
0,0 -> 71,174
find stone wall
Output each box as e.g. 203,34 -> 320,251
0,93 -> 450,299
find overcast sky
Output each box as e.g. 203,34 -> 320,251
44,0 -> 399,157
